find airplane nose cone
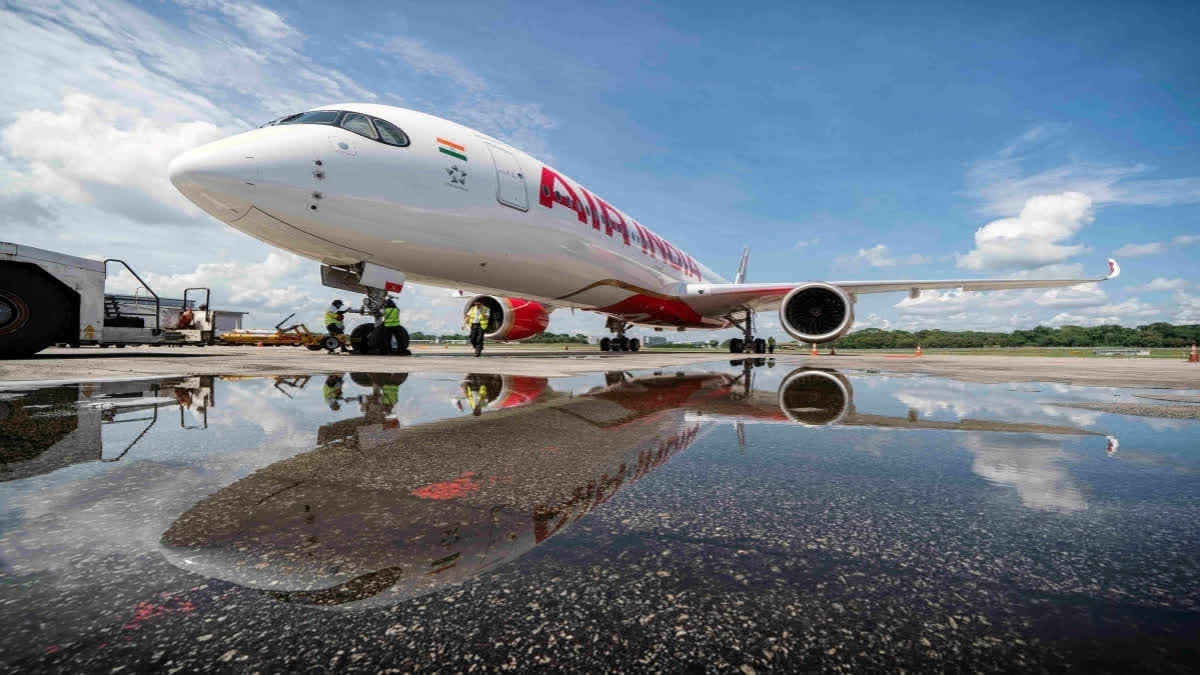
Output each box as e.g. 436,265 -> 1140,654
169,139 -> 257,222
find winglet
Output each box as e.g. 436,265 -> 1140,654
735,247 -> 750,284
1106,258 -> 1121,280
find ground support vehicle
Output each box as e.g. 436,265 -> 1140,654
218,314 -> 346,352
1,242 -> 219,358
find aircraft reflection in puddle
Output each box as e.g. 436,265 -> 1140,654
0,377 -> 214,481
160,363 -> 1116,609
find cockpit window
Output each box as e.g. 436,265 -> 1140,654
275,110 -> 340,126
264,110 -> 411,149
373,118 -> 410,146
340,113 -> 378,140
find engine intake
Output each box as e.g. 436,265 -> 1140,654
464,296 -> 550,341
778,282 -> 854,343
777,368 -> 854,426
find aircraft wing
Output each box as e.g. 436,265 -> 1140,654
684,258 -> 1120,315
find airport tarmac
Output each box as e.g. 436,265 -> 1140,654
2,361 -> 1197,672
2,345 -> 1199,388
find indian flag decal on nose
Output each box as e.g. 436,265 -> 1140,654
437,137 -> 466,161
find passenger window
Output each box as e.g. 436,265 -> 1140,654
277,110 -> 340,125
340,113 -> 378,139
373,118 -> 410,146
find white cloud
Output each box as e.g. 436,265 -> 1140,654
967,126 -> 1200,217
1049,297 -> 1161,326
1112,241 -> 1166,257
1136,278 -> 1190,292
1033,283 -> 1107,308
1174,234 -> 1200,245
2,94 -> 231,224
956,192 -> 1092,271
837,244 -> 929,267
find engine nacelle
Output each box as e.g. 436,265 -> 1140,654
464,296 -> 551,341
777,368 -> 854,426
778,282 -> 855,344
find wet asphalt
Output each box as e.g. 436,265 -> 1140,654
1,363 -> 1197,672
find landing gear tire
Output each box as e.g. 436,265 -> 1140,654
616,336 -> 630,352
599,337 -> 612,352
753,338 -> 766,354
0,266 -> 69,359
729,338 -> 744,354
629,338 -> 640,352
350,324 -> 374,354
393,326 -> 411,356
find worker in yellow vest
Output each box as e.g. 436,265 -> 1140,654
323,300 -> 349,353
464,301 -> 489,357
465,383 -> 488,416
381,299 -> 404,355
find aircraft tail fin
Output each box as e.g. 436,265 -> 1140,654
734,247 -> 749,284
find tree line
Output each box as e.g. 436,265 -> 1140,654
833,323 -> 1200,349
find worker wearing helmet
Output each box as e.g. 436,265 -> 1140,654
463,301 -> 489,357
381,298 -> 405,355
324,300 -> 349,353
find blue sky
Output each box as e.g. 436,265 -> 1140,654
2,0 -> 1197,335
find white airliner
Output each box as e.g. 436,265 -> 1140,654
168,104 -> 1120,353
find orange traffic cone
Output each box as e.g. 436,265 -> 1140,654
810,343 -> 818,356
915,344 -> 922,357
1189,344 -> 1198,363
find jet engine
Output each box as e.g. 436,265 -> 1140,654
464,296 -> 551,341
778,282 -> 854,343
777,368 -> 854,426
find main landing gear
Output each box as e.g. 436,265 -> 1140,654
599,319 -> 640,352
726,311 -> 767,354
347,287 -> 411,356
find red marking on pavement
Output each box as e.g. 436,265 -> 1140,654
411,472 -> 481,500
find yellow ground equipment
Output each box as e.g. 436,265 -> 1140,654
218,313 -> 346,351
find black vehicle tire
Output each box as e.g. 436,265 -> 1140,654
599,337 -> 611,352
729,338 -> 744,354
350,324 -> 373,354
321,336 -> 341,352
305,343 -> 323,351
0,266 -> 72,359
629,338 -> 641,352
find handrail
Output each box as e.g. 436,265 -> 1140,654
183,287 -> 211,312
101,399 -> 159,462
104,259 -> 160,334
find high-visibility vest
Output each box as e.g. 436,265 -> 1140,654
324,306 -> 343,328
383,306 -> 401,327
381,384 -> 398,406
465,384 -> 488,409
466,306 -> 489,329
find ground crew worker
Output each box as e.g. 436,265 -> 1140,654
322,373 -> 344,411
464,301 -> 489,357
767,336 -> 776,354
324,300 -> 350,353
381,382 -> 399,411
177,306 -> 194,329
382,299 -> 403,355
465,383 -> 488,416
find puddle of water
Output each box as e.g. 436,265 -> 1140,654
1,361 -> 1197,671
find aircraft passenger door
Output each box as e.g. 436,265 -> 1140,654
486,144 -> 528,211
